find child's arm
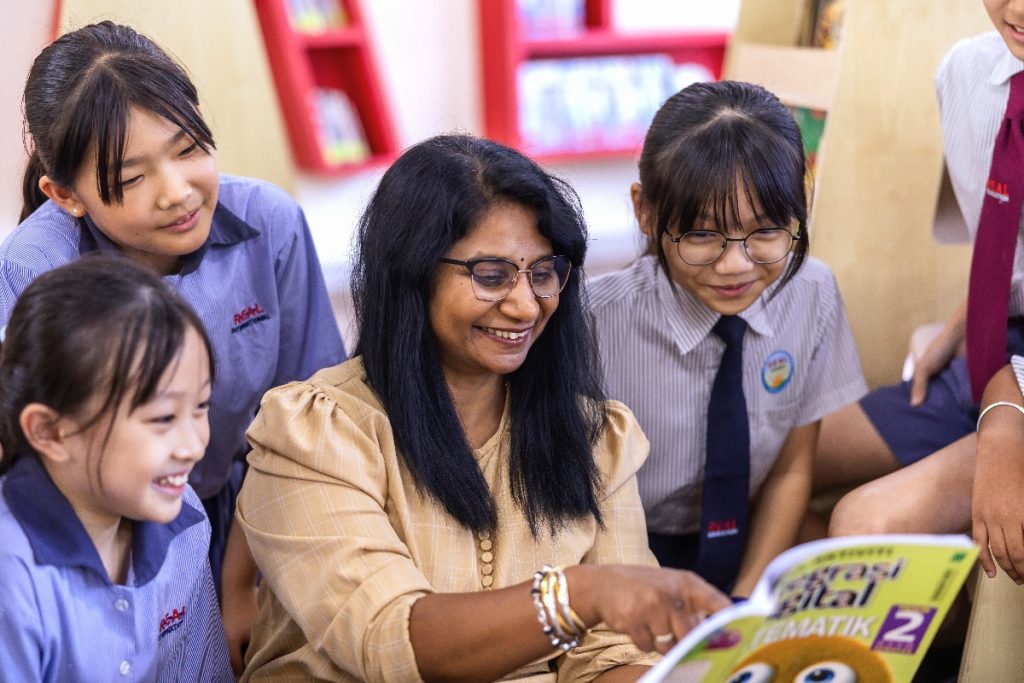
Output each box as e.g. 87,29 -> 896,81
219,517 -> 258,676
731,421 -> 817,597
909,299 -> 966,406
973,361 -> 1024,581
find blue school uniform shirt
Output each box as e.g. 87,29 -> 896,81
0,175 -> 347,499
0,456 -> 233,682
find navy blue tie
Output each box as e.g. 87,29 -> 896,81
695,315 -> 750,593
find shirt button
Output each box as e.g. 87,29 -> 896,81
481,563 -> 493,576
480,551 -> 493,563
114,598 -> 129,612
478,530 -> 491,540
479,539 -> 493,551
481,575 -> 493,587
120,661 -> 131,676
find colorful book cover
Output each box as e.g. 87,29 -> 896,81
640,534 -> 978,683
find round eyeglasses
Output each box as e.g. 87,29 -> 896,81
439,254 -> 572,302
667,228 -> 798,266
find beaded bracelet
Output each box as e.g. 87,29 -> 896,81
977,401 -> 1024,430
530,565 -> 582,651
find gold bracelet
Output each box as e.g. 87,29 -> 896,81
977,401 -> 1024,431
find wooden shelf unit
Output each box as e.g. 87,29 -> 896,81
254,0 -> 398,175
478,0 -> 729,159
725,0 -> 989,386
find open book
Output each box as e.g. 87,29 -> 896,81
640,534 -> 978,683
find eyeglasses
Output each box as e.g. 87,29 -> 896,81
439,254 -> 572,302
667,227 -> 798,266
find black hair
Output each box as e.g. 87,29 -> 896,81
0,254 -> 215,475
351,134 -> 606,534
637,80 -> 809,292
20,21 -> 215,222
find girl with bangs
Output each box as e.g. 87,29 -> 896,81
0,255 -> 231,681
4,21 -> 346,674
589,80 -> 867,596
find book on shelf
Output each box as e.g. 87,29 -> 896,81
311,88 -> 369,166
639,534 -> 978,683
287,0 -> 348,34
801,0 -> 844,49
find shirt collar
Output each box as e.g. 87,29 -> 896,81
2,455 -> 204,586
990,48 -> 1024,87
78,202 -> 260,275
648,256 -> 776,353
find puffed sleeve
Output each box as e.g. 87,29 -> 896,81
557,400 -> 661,681
236,375 -> 433,682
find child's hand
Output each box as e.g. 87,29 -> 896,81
221,577 -> 257,675
973,365 -> 1024,582
910,301 -> 966,406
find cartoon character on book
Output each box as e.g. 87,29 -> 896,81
726,635 -> 893,682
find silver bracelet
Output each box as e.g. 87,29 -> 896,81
977,401 -> 1024,431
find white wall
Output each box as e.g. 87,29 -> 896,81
0,1 -> 738,293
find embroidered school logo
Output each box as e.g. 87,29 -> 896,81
231,302 -> 271,334
707,519 -> 739,539
761,350 -> 794,393
987,178 -> 1010,204
158,605 -> 187,640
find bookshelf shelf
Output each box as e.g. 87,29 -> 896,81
254,0 -> 398,175
479,0 -> 729,160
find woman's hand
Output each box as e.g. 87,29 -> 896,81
568,564 -> 732,654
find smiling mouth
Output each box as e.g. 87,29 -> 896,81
164,208 -> 199,230
480,326 -> 531,341
155,473 -> 189,487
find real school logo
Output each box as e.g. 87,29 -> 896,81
761,350 -> 794,394
987,178 -> 1010,204
158,605 -> 187,640
231,302 -> 270,334
707,519 -> 739,539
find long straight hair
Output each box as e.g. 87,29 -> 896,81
637,80 -> 810,292
20,21 -> 214,222
351,134 -> 606,534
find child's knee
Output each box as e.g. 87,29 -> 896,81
828,485 -> 899,537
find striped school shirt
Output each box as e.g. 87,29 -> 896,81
936,31 -> 1024,314
0,455 -> 232,682
589,255 -> 867,536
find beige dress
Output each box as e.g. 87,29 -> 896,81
237,357 -> 659,682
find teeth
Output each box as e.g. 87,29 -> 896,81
484,327 -> 528,340
157,473 -> 188,487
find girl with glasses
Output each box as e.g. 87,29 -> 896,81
235,134 -> 730,681
589,80 -> 867,597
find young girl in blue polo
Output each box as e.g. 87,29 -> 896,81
0,255 -> 232,682
589,80 -> 867,596
7,21 -> 347,670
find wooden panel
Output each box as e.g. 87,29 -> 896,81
726,44 -> 838,110
57,0 -> 294,193
728,0 -> 813,49
809,0 -> 990,386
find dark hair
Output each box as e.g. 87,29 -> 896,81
351,134 -> 606,534
20,21 -> 215,222
637,80 -> 809,292
0,254 -> 215,475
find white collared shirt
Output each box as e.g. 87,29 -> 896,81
589,256 -> 866,535
936,31 -> 1024,314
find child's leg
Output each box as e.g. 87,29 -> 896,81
828,432 -> 975,536
814,401 -> 901,491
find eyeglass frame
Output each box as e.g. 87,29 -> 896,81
665,227 -> 800,266
438,254 -> 572,302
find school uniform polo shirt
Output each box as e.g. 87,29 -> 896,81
0,456 -> 232,681
0,174 -> 347,499
936,31 -> 1024,314
589,255 -> 867,536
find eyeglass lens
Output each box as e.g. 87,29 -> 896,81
676,228 -> 794,266
470,256 -> 570,300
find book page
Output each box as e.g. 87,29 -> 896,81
642,534 -> 978,683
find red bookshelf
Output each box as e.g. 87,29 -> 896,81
479,0 -> 729,159
254,0 -> 398,175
